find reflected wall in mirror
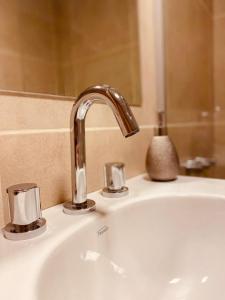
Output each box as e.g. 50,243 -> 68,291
164,0 -> 225,179
0,0 -> 141,105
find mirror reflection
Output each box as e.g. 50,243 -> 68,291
164,0 -> 225,179
0,0 -> 141,105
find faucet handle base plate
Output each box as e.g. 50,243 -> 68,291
2,217 -> 47,241
102,186 -> 129,198
63,199 -> 96,215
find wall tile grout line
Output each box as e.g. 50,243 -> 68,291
167,121 -> 214,128
0,128 -> 70,136
0,125 -> 154,136
0,122 -> 216,137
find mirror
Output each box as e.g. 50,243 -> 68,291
0,0 -> 141,106
163,0 -> 225,179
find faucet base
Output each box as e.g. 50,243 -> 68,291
63,199 -> 96,215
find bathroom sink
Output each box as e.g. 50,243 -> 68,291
1,175 -> 225,300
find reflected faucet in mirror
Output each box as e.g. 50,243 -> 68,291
63,85 -> 140,215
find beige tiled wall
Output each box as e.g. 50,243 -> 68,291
214,0 -> 225,115
214,0 -> 225,15
0,0 -> 60,94
165,0 -> 214,164
166,0 -> 225,179
202,0 -> 214,12
0,1 -> 156,227
0,0 -> 142,105
56,0 -> 141,105
213,0 -> 225,178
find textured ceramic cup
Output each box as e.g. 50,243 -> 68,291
146,135 -> 180,181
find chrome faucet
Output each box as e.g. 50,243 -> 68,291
63,85 -> 139,214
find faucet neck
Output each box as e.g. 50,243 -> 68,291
69,85 -> 139,206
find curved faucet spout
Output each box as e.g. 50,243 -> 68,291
64,85 -> 139,214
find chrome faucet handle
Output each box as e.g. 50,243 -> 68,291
102,162 -> 129,198
2,183 -> 46,240
7,183 -> 41,225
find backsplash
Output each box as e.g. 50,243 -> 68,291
0,95 -> 155,227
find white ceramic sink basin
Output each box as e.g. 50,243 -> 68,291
1,175 -> 225,300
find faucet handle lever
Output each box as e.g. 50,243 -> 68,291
3,183 -> 46,240
102,162 -> 128,198
7,183 -> 41,225
104,162 -> 126,190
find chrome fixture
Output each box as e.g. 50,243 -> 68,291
2,183 -> 46,240
182,159 -> 203,171
181,157 -> 216,172
63,85 -> 139,214
102,162 -> 128,198
195,157 -> 216,168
